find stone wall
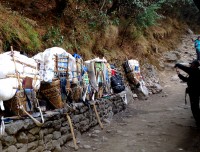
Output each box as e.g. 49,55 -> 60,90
0,92 -> 127,152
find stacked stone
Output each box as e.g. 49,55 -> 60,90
0,93 -> 126,152
142,64 -> 163,94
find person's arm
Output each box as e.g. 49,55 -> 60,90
178,74 -> 188,82
175,63 -> 191,74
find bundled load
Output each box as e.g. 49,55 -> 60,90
124,59 -> 148,96
0,50 -> 41,109
33,47 -> 85,106
33,47 -> 76,83
0,49 -> 44,126
85,57 -> 111,99
110,64 -> 125,93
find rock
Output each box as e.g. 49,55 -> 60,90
92,147 -> 98,151
44,134 -> 53,143
83,145 -> 91,149
163,51 -> 180,62
39,130 -> 44,140
90,133 -> 99,138
27,133 -> 37,142
53,145 -> 62,152
45,141 -> 54,151
117,130 -> 122,134
60,126 -> 69,134
67,142 -> 73,149
132,94 -> 138,98
17,132 -> 28,143
106,130 -> 112,133
28,141 -> 39,151
29,127 -> 41,135
16,143 -> 24,149
18,145 -> 28,152
4,145 -> 17,152
52,140 -> 61,150
122,134 -> 129,137
93,139 -> 100,142
93,130 -> 101,134
5,120 -> 24,135
102,136 -> 108,142
53,131 -> 61,140
103,118 -> 111,124
154,83 -> 162,92
1,135 -> 17,146
171,75 -> 179,81
29,146 -> 44,152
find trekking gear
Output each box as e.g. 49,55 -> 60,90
40,79 -> 64,109
111,74 -> 125,93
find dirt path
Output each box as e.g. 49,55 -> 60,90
63,34 -> 200,152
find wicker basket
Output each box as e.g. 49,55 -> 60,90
70,85 -> 83,102
127,72 -> 139,85
4,91 -> 27,116
40,79 -> 64,109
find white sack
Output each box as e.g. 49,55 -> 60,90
34,47 -> 77,82
0,51 -> 38,78
0,78 -> 18,101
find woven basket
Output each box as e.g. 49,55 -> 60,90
4,91 -> 27,116
127,72 -> 139,85
95,86 -> 103,99
70,86 -> 82,102
40,79 -> 64,109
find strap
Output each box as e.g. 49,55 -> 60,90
82,85 -> 89,102
16,93 -> 44,126
19,105 -> 44,127
0,116 -> 5,135
0,100 -> 5,111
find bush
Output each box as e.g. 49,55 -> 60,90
42,26 -> 64,47
136,0 -> 164,29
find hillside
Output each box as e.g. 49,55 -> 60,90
0,0 -> 199,67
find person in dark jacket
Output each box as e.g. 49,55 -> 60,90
175,60 -> 200,126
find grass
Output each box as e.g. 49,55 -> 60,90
0,5 -> 41,52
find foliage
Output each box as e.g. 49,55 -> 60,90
42,26 -> 64,47
136,1 -> 164,29
0,6 -> 41,52
19,19 -> 41,51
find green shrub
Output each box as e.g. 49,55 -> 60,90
19,19 -> 41,51
42,26 -> 64,47
136,1 -> 164,29
0,16 -> 41,52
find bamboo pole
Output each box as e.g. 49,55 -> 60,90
6,74 -> 42,80
92,103 -> 104,129
66,114 -> 78,150
10,46 -> 22,90
12,59 -> 37,69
